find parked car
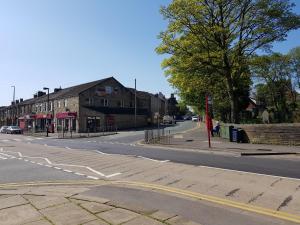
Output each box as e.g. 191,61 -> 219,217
163,115 -> 175,124
183,115 -> 192,120
0,126 -> 9,133
191,116 -> 199,122
6,126 -> 22,134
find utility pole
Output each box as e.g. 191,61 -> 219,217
11,86 -> 16,125
11,86 -> 15,104
43,87 -> 50,137
134,79 -> 137,130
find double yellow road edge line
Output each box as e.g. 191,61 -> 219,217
0,180 -> 299,224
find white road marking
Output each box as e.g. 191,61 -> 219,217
13,139 -> 21,142
35,137 -> 44,140
137,156 -> 170,163
0,156 -> 7,159
1,140 -> 9,142
74,172 -> 85,176
94,150 -> 111,155
0,148 -> 121,178
86,176 -> 99,180
63,169 -> 73,173
1,146 -> 299,182
0,153 -> 13,158
106,173 -> 122,178
94,150 -> 136,157
53,167 -> 62,170
65,147 -> 71,149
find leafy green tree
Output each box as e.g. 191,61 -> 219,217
251,53 -> 297,122
289,46 -> 300,89
156,0 -> 300,123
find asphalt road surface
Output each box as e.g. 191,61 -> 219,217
1,121 -> 300,179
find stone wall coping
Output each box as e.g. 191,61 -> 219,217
221,123 -> 300,128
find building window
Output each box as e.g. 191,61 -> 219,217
104,99 -> 109,107
89,98 -> 94,106
50,102 -> 53,111
64,99 -> 68,108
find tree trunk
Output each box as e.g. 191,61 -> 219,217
226,75 -> 239,124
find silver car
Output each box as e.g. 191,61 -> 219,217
0,126 -> 9,133
6,126 -> 22,134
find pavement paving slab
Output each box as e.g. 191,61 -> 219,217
82,219 -> 110,225
0,204 -> 43,225
24,195 -> 70,210
97,208 -> 139,224
150,210 -> 177,221
0,195 -> 28,210
166,215 -> 203,225
70,194 -> 110,204
123,216 -> 164,225
40,202 -> 97,225
80,202 -> 114,214
23,219 -> 53,225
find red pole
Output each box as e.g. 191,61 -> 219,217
205,95 -> 211,148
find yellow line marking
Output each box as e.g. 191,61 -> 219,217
111,181 -> 300,224
0,180 -> 299,223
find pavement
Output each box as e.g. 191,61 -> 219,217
1,140 -> 300,224
1,121 -> 300,224
148,122 -> 300,156
0,183 -> 202,225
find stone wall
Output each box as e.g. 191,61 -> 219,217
221,123 -> 300,145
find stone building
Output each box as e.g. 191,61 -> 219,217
167,94 -> 179,117
0,77 -> 159,132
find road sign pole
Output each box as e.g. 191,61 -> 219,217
205,94 -> 211,148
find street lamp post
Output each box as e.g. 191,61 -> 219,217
134,78 -> 137,130
11,86 -> 16,125
43,87 -> 50,137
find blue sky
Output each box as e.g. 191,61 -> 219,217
0,0 -> 300,106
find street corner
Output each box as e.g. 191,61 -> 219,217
0,183 -> 203,225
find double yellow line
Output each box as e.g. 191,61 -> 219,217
1,180 -> 299,224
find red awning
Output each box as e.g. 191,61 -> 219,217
56,112 -> 77,119
36,114 -> 53,119
19,114 -> 36,120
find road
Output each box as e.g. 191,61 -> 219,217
3,121 -> 298,180
0,121 -> 299,225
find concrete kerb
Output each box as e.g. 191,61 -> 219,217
1,180 -> 300,224
137,142 -> 300,157
136,141 -> 239,157
241,152 -> 300,156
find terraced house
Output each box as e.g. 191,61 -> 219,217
0,77 -> 167,132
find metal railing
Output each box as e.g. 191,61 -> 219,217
57,126 -> 117,139
144,128 -> 171,144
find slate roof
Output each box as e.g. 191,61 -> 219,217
17,77 -> 113,106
